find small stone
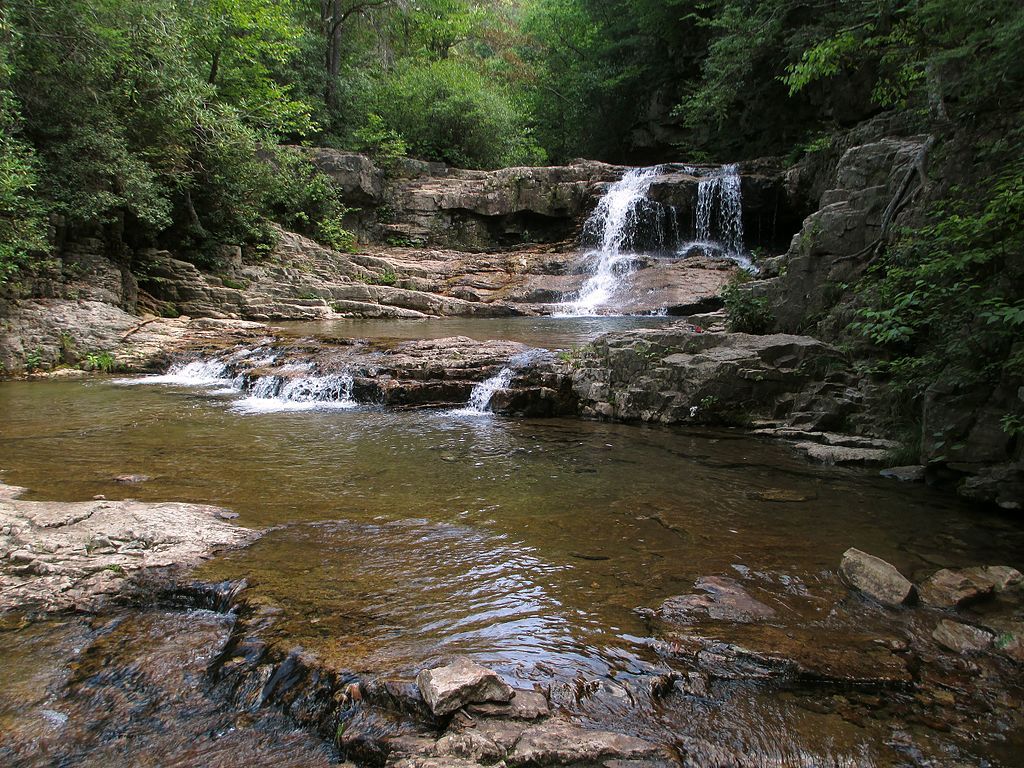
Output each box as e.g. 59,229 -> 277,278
416,657 -> 513,717
216,510 -> 240,520
932,620 -> 993,653
465,689 -> 549,720
918,568 -> 995,608
92,494 -> 107,500
839,548 -> 915,607
879,465 -> 925,482
113,474 -> 150,484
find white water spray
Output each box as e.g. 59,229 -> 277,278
561,166 -> 663,316
233,372 -> 356,413
115,358 -> 233,387
454,350 -> 543,415
695,163 -> 744,255
457,367 -> 516,415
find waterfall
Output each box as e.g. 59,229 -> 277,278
233,372 -> 356,413
560,166 -> 663,316
695,163 -> 744,255
559,162 -> 750,315
457,367 -> 515,415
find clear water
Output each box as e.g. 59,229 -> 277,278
271,315 -> 676,348
2,377 -> 1023,765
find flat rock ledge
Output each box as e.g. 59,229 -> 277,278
0,482 -> 256,614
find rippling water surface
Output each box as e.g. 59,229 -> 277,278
2,368 -> 1023,765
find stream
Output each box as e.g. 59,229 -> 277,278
2,318 -> 1023,766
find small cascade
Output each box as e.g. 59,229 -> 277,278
694,163 -> 745,256
454,350 -> 543,415
119,348 -> 358,413
116,358 -> 233,387
562,166 -> 663,316
458,367 -> 515,415
233,372 -> 356,413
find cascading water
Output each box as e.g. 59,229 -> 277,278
457,367 -> 515,415
695,163 -> 744,256
559,163 -> 750,315
119,348 -> 358,413
233,372 -> 356,413
454,349 -> 543,415
560,166 -> 663,316
115,358 -> 234,387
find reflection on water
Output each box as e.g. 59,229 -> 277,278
2,378 -> 1024,765
272,315 -> 675,349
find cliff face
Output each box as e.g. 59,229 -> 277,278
741,126 -> 1023,509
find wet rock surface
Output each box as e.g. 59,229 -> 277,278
653,576 -> 775,624
417,658 -> 514,716
0,483 -> 257,614
839,548 -> 915,607
0,606 -> 334,768
932,619 -> 994,653
917,566 -> 1021,608
2,555 -> 1023,768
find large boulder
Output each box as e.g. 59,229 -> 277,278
764,136 -> 933,333
839,548 -> 915,607
570,324 -> 847,425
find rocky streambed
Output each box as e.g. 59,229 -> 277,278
3,341 -> 1024,766
2,475 -> 1022,766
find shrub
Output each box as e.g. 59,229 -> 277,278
364,59 -> 546,169
261,148 -> 358,252
722,273 -> 772,333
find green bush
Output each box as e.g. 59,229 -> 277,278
364,59 -> 546,169
83,351 -> 118,372
850,159 -> 1024,431
722,273 -> 772,333
261,148 -> 357,252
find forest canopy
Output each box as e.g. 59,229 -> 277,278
2,0 -> 1022,271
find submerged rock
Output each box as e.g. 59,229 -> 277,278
508,719 -> 669,767
655,576 -> 776,624
932,620 -> 994,653
417,658 -> 514,717
465,689 -> 550,720
839,548 -> 915,607
880,465 -> 926,482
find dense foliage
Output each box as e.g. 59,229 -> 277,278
2,0 -> 1022,370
